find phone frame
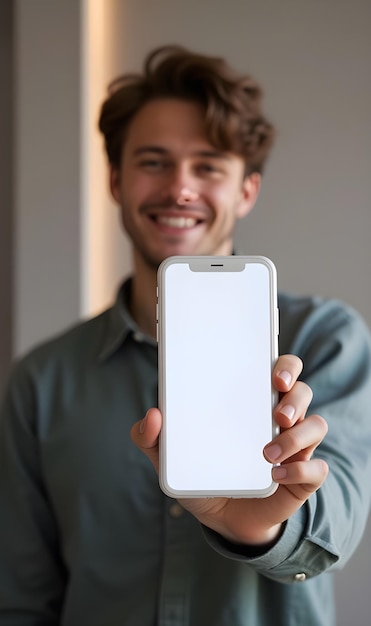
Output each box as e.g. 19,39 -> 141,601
157,255 -> 279,499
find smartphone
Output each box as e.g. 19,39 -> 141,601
157,255 -> 279,499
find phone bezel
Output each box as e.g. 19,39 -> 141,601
157,255 -> 279,499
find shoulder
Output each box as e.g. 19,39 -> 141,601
278,292 -> 371,408
7,307 -> 113,392
278,292 -> 370,357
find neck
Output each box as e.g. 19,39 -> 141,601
129,253 -> 158,339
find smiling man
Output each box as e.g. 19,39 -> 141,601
1,46 -> 371,626
111,98 -> 259,259
108,95 -> 261,337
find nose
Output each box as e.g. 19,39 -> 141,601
176,188 -> 199,205
161,164 -> 200,205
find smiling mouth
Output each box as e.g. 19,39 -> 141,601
151,215 -> 202,229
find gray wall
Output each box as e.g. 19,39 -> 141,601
5,1 -> 371,624
13,0 -> 82,356
0,0 -> 13,387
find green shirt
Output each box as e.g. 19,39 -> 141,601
1,280 -> 371,626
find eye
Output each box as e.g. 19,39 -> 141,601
139,159 -> 166,170
138,158 -> 170,172
196,162 -> 224,176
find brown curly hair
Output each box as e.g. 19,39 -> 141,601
98,45 -> 275,174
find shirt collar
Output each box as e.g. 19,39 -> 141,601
97,278 -> 156,361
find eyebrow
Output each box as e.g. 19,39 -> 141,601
132,146 -> 230,160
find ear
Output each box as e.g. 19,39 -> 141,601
235,172 -> 261,219
109,165 -> 121,204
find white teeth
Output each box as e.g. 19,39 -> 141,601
156,216 -> 197,228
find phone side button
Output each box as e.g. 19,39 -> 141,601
275,308 -> 280,335
156,322 -> 159,342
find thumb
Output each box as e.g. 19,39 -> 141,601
130,407 -> 162,473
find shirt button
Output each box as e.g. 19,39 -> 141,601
169,502 -> 184,518
294,573 -> 307,582
133,331 -> 144,342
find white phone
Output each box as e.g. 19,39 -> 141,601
157,255 -> 279,499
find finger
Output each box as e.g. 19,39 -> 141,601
274,380 -> 313,427
264,414 -> 328,463
273,354 -> 303,392
251,458 -> 329,529
272,458 -> 329,496
130,407 -> 162,472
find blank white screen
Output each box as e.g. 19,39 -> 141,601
161,261 -> 276,494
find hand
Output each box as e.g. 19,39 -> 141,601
131,354 -> 328,548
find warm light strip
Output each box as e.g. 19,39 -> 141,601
80,0 -> 114,317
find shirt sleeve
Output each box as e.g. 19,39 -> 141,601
203,297 -> 371,583
0,359 -> 66,624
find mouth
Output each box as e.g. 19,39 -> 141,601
155,215 -> 200,229
149,213 -> 204,230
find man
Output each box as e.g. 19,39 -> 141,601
0,45 -> 370,626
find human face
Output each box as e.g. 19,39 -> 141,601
110,98 -> 260,270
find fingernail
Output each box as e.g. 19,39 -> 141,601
139,411 -> 149,434
279,404 -> 295,421
277,370 -> 292,386
265,443 -> 282,461
273,466 -> 287,480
